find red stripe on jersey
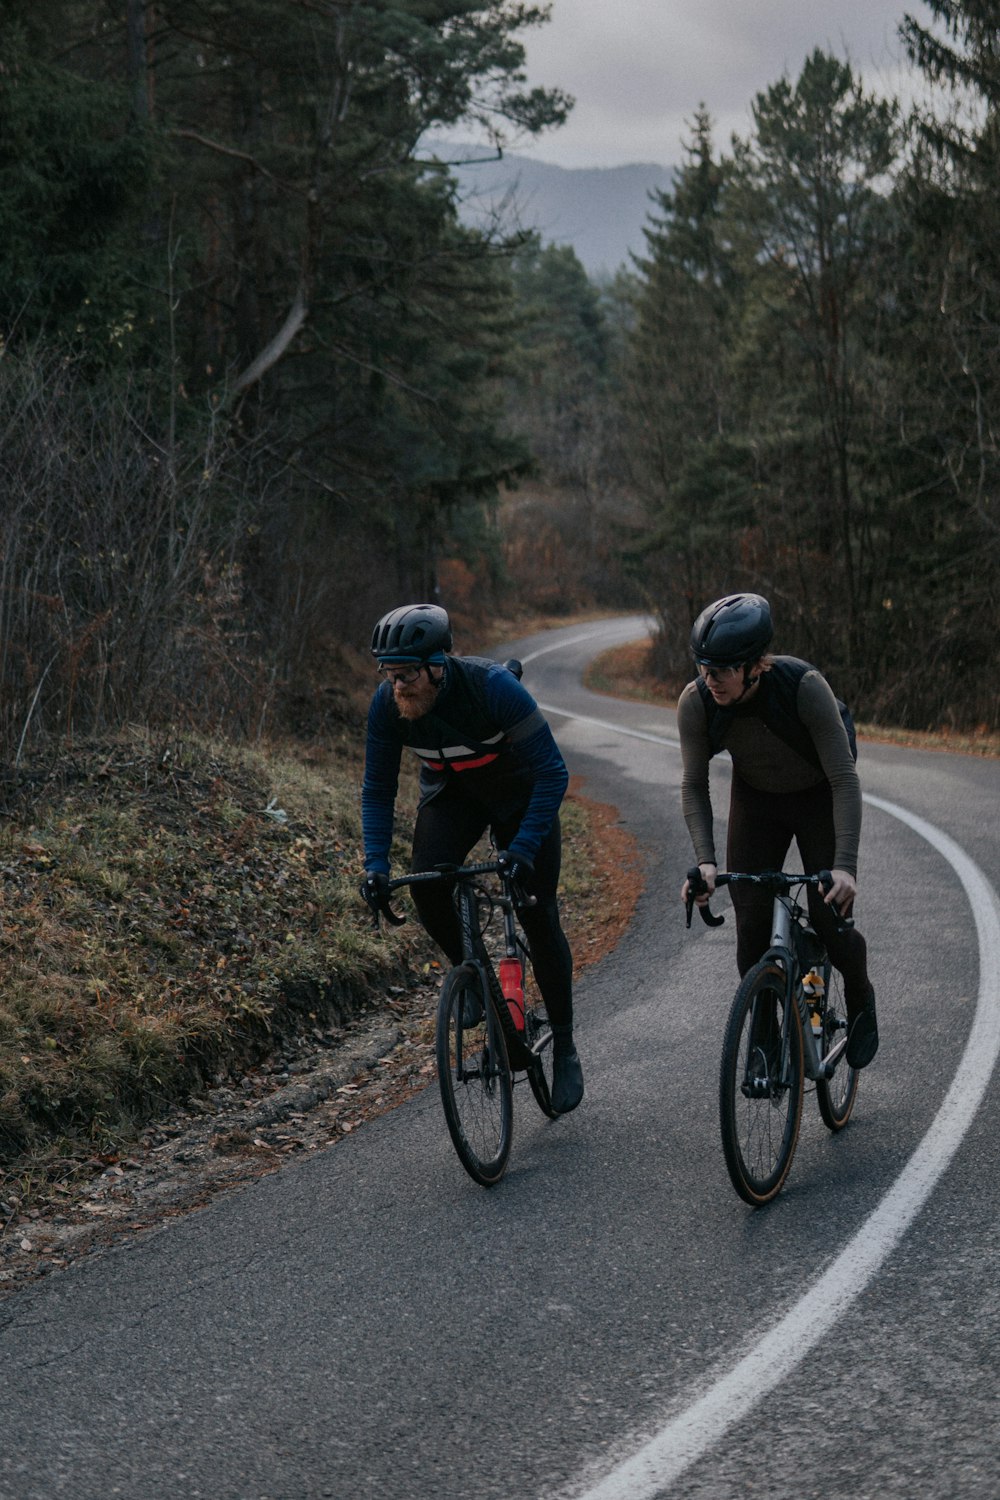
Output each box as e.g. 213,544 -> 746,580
450,752 -> 500,770
419,750 -> 503,774
419,752 -> 501,772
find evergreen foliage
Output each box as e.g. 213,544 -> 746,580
2,4 -> 1000,744
0,0 -> 568,753
0,10 -> 154,352
622,32 -> 1000,730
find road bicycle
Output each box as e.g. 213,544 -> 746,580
686,868 -> 859,1206
377,858 -> 557,1185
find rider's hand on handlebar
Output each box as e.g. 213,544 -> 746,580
496,849 -> 535,900
496,848 -> 534,882
822,868 -> 856,914
360,870 -> 391,915
682,862 -> 718,907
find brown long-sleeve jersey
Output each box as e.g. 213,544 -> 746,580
678,662 -> 862,875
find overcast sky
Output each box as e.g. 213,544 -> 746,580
513,0 -> 920,169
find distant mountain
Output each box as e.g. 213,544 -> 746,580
427,143 -> 675,280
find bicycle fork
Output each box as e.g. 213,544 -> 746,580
455,964 -> 506,1090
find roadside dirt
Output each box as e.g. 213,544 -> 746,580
0,780 -> 642,1298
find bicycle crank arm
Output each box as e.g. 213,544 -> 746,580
821,1035 -> 848,1078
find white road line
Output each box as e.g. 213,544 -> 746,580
539,702 -> 681,749
520,629 -> 617,663
546,691 -> 1000,1500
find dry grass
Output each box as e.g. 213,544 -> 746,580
0,719 -> 641,1200
0,730 -> 433,1176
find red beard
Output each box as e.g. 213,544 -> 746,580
393,675 -> 441,720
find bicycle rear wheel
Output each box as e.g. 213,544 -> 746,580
816,965 -> 859,1131
719,960 -> 804,1206
436,963 -> 513,1186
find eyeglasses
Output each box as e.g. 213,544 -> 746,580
378,663 -> 424,686
698,662 -> 742,682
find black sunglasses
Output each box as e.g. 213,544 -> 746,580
378,663 -> 425,685
697,662 -> 743,681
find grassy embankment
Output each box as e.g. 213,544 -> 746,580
0,731 -> 414,1174
0,713 -> 629,1197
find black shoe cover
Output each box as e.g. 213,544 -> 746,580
846,985 -> 879,1069
551,1039 -> 584,1114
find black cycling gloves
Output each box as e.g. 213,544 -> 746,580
360,870 -> 390,913
495,849 -> 533,879
362,871 -> 406,926
495,850 -> 536,904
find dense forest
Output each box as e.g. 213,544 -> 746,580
1,0 -> 998,753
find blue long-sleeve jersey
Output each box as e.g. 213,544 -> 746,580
361,656 -> 569,875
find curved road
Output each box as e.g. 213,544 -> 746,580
2,616 -> 998,1500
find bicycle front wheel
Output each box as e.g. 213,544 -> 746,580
719,960 -> 804,1206
436,964 -> 513,1186
816,965 -> 859,1131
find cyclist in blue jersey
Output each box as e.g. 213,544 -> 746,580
360,603 -> 584,1114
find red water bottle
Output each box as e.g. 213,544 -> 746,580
498,956 -> 525,1032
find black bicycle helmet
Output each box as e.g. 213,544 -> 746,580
690,593 -> 773,666
371,603 -> 452,664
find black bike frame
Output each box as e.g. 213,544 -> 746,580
758,890 -> 848,1084
451,870 -> 536,1071
379,860 -> 547,1072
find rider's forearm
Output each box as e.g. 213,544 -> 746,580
681,796 -> 717,867
506,723 -> 568,861
361,706 -> 402,873
360,794 -> 393,873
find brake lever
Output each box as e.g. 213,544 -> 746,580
815,870 -> 855,935
685,866 -> 726,929
364,890 -> 407,931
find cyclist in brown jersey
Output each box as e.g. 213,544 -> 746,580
678,593 -> 878,1069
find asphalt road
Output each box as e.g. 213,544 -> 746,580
2,616 -> 998,1500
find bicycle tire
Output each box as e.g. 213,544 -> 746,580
815,964 -> 859,1131
719,959 -> 804,1206
436,963 -> 513,1186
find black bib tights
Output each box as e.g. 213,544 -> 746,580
726,776 -> 870,1010
410,792 -> 573,1029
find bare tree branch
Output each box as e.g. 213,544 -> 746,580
231,284 -> 309,394
167,129 -> 296,193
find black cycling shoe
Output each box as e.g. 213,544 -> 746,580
846,984 -> 879,1069
551,1028 -> 584,1114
